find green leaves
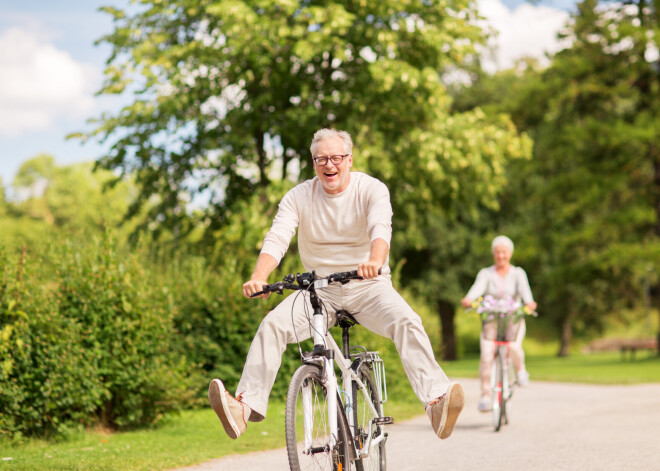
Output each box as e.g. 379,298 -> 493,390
77,0 -> 488,239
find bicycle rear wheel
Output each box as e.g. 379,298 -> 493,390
490,351 -> 504,432
286,364 -> 353,471
352,363 -> 386,471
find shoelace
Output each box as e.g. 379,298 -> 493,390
427,392 -> 447,408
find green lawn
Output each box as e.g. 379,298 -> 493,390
1,351 -> 658,471
0,400 -> 421,471
440,351 -> 660,384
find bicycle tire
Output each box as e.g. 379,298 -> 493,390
285,364 -> 353,471
352,363 -> 386,471
491,351 -> 504,432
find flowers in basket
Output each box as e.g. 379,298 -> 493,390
468,295 -> 537,323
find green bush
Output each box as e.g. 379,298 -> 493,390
53,236 -> 192,429
0,248 -> 102,438
0,236 -> 193,438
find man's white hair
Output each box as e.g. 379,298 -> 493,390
491,235 -> 514,254
310,128 -> 353,157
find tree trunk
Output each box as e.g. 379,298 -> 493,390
437,300 -> 457,361
256,131 -> 268,186
282,154 -> 290,181
558,317 -> 572,357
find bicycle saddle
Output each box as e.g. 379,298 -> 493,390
335,310 -> 360,328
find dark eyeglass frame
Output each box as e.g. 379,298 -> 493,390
312,154 -> 349,166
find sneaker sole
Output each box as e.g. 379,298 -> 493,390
208,379 -> 240,439
439,382 -> 465,439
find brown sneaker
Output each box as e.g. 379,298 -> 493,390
426,382 -> 465,439
208,379 -> 248,439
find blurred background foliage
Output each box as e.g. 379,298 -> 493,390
1,0 -> 659,439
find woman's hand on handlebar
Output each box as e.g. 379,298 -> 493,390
357,261 -> 381,280
243,278 -> 271,299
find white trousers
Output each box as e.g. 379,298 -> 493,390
479,319 -> 526,397
236,276 -> 451,420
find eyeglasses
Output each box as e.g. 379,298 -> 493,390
312,154 -> 349,166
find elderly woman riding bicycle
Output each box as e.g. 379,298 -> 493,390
461,235 -> 537,413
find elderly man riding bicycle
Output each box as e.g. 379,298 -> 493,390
208,128 -> 464,441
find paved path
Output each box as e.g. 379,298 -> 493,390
172,378 -> 660,470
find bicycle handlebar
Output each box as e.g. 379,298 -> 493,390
250,269 -> 378,298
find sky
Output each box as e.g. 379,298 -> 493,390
0,0 -> 577,191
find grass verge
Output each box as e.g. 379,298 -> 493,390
0,400 -> 421,471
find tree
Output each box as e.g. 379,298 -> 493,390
76,0 -> 534,359
454,0 -> 660,355
387,109 -> 532,360
78,0 -> 485,236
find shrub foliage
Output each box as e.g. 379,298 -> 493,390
0,237 -> 190,437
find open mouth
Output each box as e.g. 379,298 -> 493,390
324,171 -> 338,178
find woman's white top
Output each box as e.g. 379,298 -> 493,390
466,265 -> 534,304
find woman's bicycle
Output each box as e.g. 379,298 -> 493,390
468,295 -> 536,432
252,270 -> 392,471
482,313 -> 520,432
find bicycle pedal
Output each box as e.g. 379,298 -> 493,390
373,416 -> 394,425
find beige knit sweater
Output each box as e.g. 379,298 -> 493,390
260,172 -> 393,277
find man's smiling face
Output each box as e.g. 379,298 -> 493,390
313,136 -> 353,194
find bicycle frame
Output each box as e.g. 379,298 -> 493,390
302,285 -> 387,460
491,338 -> 514,432
255,270 -> 390,468
493,340 -> 513,401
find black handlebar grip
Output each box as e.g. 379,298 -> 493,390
351,268 -> 382,276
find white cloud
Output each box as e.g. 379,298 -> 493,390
0,25 -> 99,137
477,0 -> 571,72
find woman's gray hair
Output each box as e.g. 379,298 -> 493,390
491,235 -> 514,254
310,128 -> 353,157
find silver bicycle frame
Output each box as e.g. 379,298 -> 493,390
304,307 -> 386,459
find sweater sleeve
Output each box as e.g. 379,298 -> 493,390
366,180 -> 393,246
516,267 -> 535,304
466,268 -> 489,300
260,188 -> 299,264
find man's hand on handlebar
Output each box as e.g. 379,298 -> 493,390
243,278 -> 270,299
246,268 -> 382,299
357,261 -> 381,280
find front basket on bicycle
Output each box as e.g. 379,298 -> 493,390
482,314 -> 522,342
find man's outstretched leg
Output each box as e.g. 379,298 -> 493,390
208,291 -> 337,438
341,278 -> 465,439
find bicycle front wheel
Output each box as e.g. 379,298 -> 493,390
353,363 -> 386,471
286,364 -> 353,471
491,351 -> 504,432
